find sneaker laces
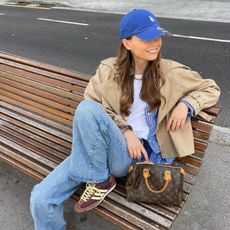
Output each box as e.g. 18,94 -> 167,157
81,182 -> 109,202
81,183 -> 97,202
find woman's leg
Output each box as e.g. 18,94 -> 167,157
30,99 -> 132,228
68,99 -> 132,182
69,99 -> 132,213
30,157 -> 81,230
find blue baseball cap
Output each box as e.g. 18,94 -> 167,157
120,9 -> 171,41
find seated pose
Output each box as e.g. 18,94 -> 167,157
30,9 -> 220,230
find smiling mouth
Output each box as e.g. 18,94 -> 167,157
147,49 -> 158,53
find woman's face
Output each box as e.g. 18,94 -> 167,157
123,36 -> 162,62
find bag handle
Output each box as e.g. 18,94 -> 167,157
143,168 -> 172,194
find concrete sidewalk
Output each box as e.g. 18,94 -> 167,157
171,138 -> 230,230
1,134 -> 229,230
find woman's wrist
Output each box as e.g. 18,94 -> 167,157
123,129 -> 133,139
121,125 -> 133,135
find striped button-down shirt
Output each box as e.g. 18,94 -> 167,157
139,100 -> 194,164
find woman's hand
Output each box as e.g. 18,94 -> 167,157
166,102 -> 188,132
123,130 -> 149,161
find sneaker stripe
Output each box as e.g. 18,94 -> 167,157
75,176 -> 116,213
91,196 -> 103,200
94,191 -> 107,195
94,189 -> 108,192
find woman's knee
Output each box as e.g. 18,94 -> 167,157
74,100 -> 108,127
110,162 -> 131,178
76,100 -> 102,115
30,184 -> 49,211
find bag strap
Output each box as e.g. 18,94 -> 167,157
143,168 -> 172,194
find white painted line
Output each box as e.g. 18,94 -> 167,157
0,13 -> 5,15
172,34 -> 230,43
37,18 -> 89,26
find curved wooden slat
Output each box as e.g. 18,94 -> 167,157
0,52 -> 91,81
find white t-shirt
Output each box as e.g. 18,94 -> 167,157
127,74 -> 149,139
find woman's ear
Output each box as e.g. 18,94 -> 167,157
122,39 -> 131,50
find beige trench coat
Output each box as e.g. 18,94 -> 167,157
84,57 -> 220,158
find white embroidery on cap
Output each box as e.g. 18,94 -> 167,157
149,16 -> 155,22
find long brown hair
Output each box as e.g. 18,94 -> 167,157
114,41 -> 165,116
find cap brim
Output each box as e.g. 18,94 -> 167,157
135,26 -> 171,41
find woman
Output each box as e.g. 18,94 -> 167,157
30,9 -> 220,230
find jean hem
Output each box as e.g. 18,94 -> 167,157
67,171 -> 110,184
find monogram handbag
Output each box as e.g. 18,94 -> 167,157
126,162 -> 185,205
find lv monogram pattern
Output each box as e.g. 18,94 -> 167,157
126,164 -> 184,205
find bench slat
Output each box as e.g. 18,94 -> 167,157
191,120 -> 213,133
0,70 -> 83,102
0,153 -> 45,181
1,103 -> 72,136
193,129 -> 210,140
106,185 -> 178,222
0,131 -> 64,167
95,197 -> 166,230
0,77 -> 78,108
108,192 -> 172,229
0,82 -> 76,114
184,173 -> 196,185
1,120 -> 70,154
0,125 -> 67,160
92,205 -> 142,230
0,135 -> 57,169
1,94 -> 73,126
173,161 -> 200,176
194,140 -> 208,151
0,63 -> 87,91
203,106 -> 221,116
192,150 -> 205,158
177,156 -> 202,167
0,52 -> 91,81
0,145 -> 50,176
0,113 -> 72,149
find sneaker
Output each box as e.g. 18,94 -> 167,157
74,175 -> 116,213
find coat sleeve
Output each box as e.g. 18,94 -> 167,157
84,64 -> 104,103
84,64 -> 128,128
173,67 -> 221,115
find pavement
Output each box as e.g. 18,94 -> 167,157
0,0 -> 230,229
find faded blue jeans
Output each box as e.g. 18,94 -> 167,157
30,100 -> 132,230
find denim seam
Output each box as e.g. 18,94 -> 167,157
88,121 -> 108,180
47,204 -> 54,230
67,173 -> 107,184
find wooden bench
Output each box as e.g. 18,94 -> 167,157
0,51 -> 221,230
